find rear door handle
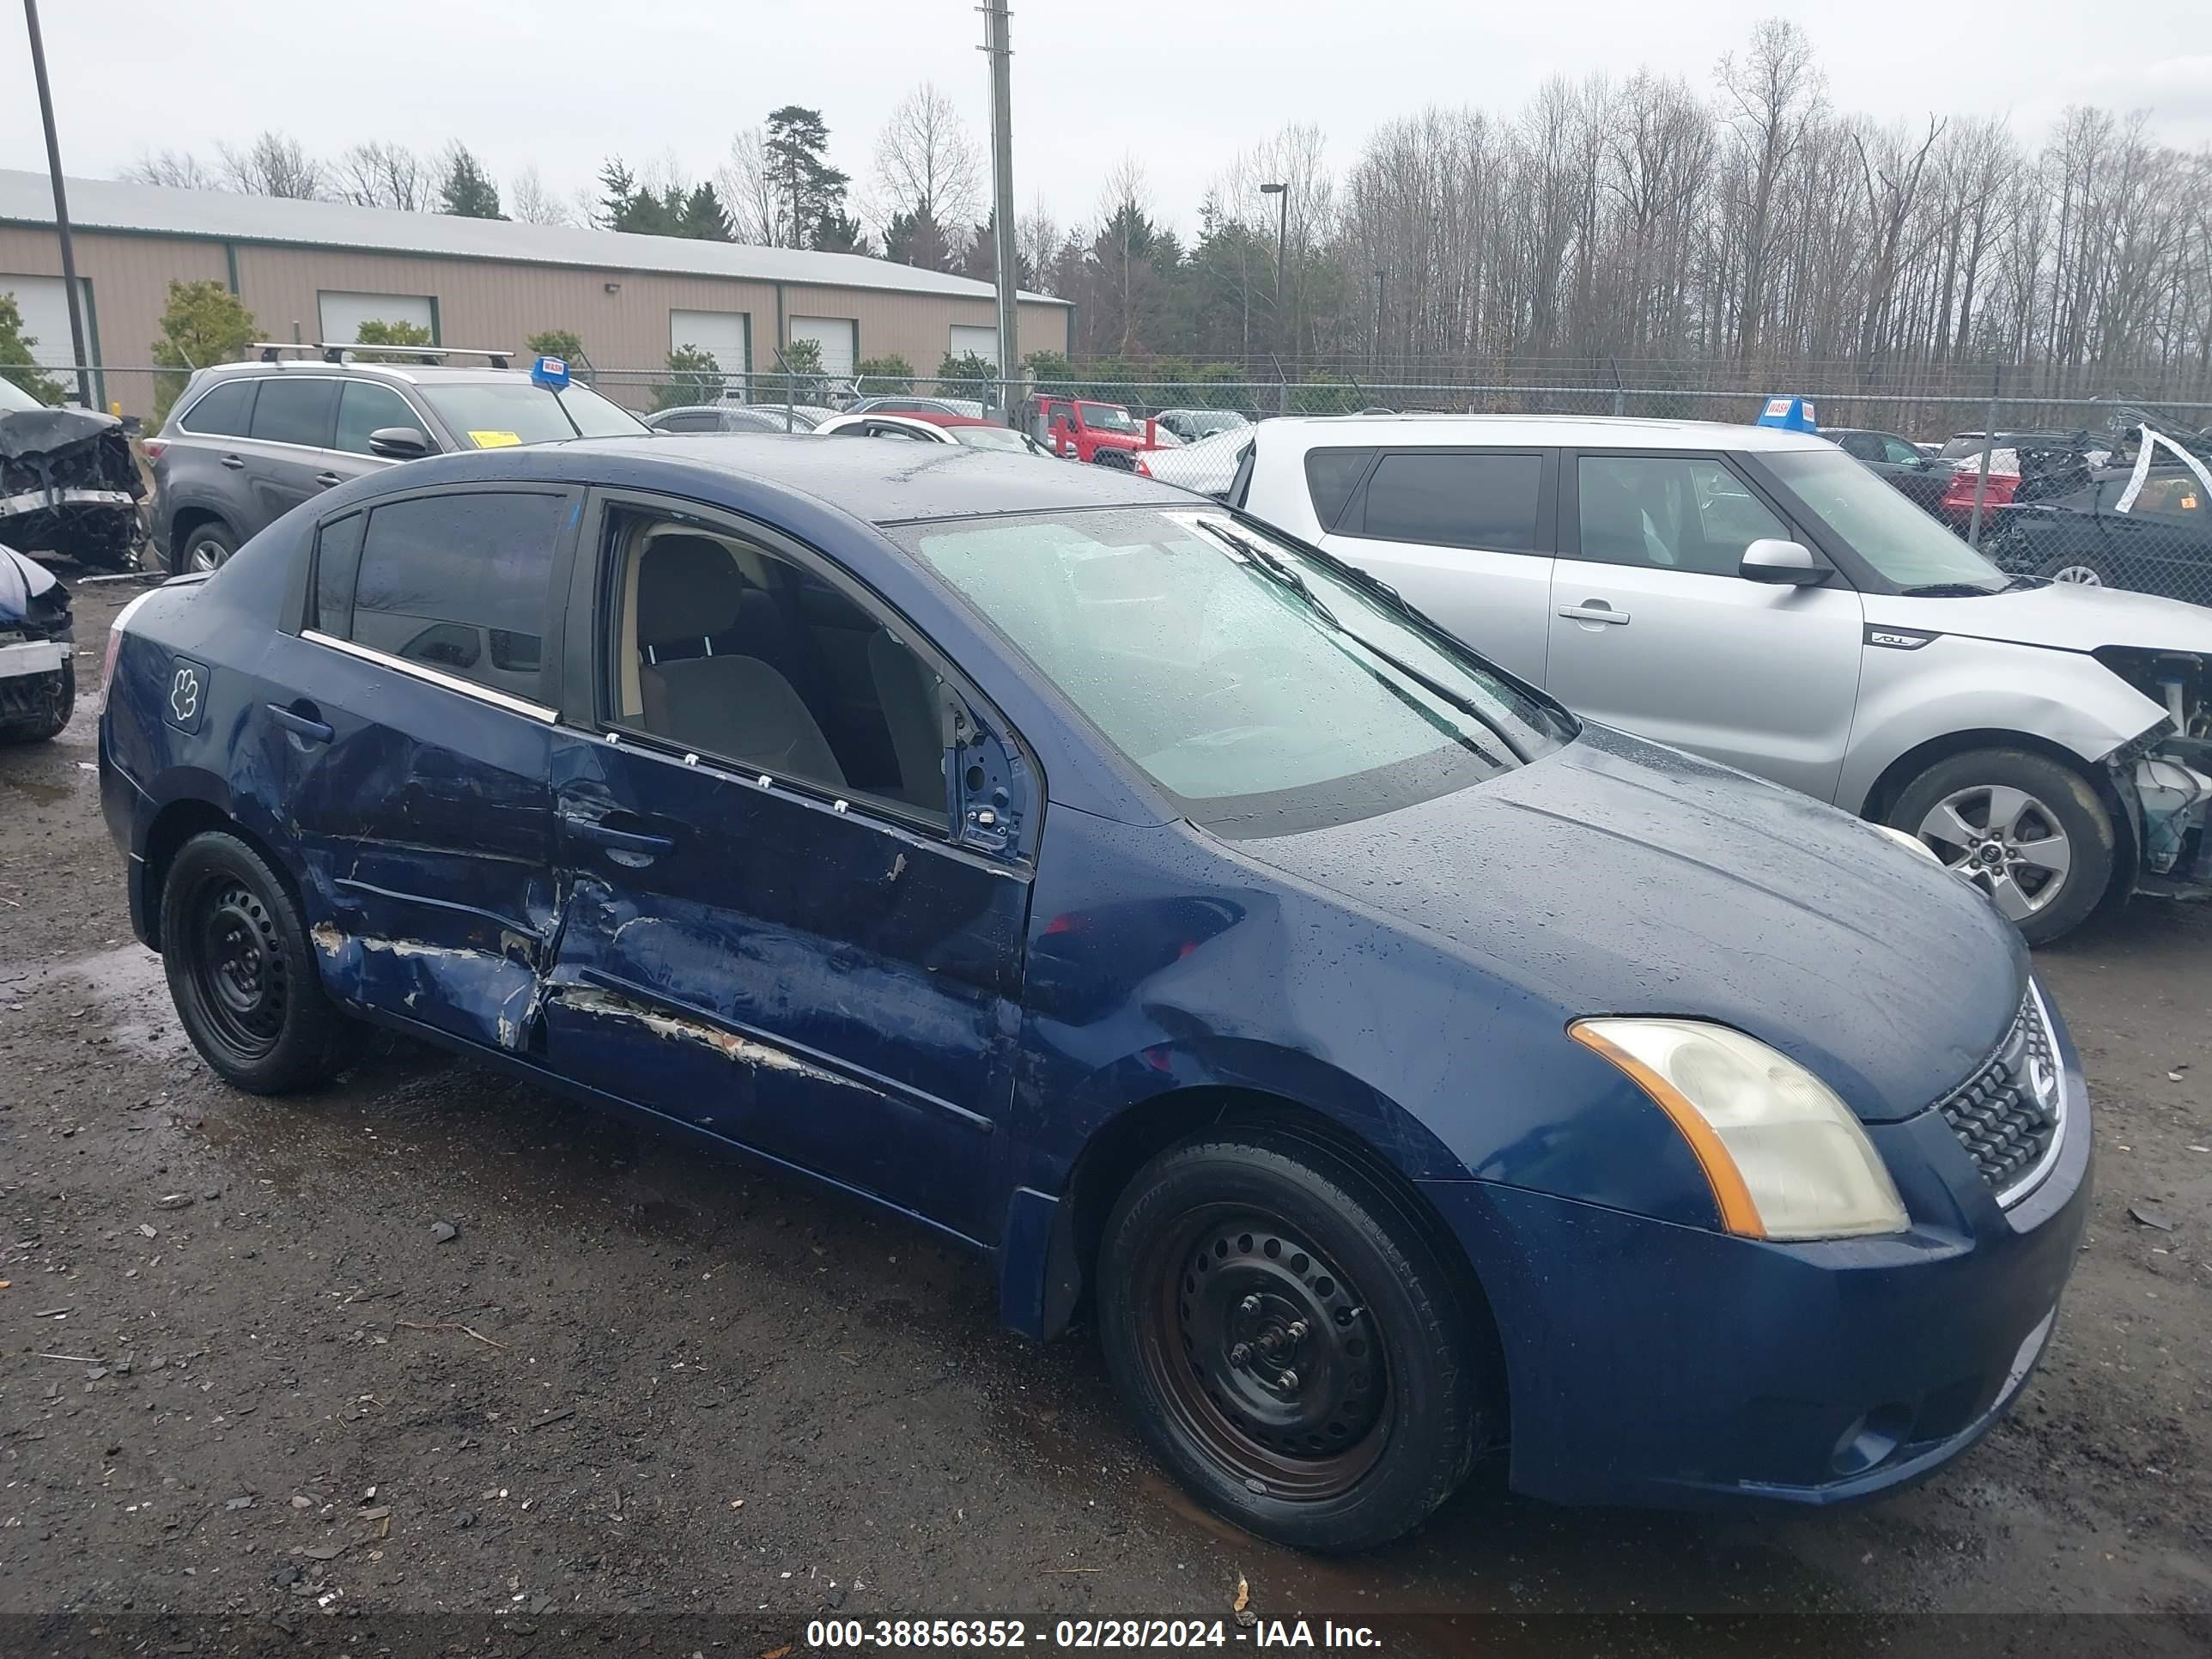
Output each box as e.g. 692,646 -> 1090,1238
220,455 -> 246,470
266,703 -> 333,744
1558,603 -> 1631,624
559,813 -> 676,854
313,471 -> 344,489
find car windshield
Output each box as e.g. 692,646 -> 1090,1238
896,507 -> 1570,833
1765,448 -> 2013,593
416,380 -> 646,447
949,425 -> 1041,453
1079,403 -> 1139,434
1182,410 -> 1248,437
1937,435 -> 1988,462
0,375 -> 45,413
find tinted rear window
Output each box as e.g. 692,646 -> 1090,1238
1304,447 -> 1375,531
178,380 -> 255,437
249,377 -> 338,447
341,492 -> 567,702
1358,452 -> 1543,551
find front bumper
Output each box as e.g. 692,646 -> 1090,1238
1424,1000 -> 2093,1511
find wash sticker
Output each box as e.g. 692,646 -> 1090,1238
468,430 -> 523,449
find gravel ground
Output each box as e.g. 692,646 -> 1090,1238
3,577 -> 2208,1652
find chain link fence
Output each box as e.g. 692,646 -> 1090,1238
12,355 -> 2209,606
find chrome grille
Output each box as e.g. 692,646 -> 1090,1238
1936,988 -> 2063,1203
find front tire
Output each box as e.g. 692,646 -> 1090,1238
1098,1130 -> 1487,1552
1887,748 -> 2115,944
160,830 -> 361,1092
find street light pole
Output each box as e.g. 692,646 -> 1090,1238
1260,182 -> 1288,370
21,0 -> 92,408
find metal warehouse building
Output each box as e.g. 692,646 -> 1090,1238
0,169 -> 1071,417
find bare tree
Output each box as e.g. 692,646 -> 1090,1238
1715,18 -> 1823,361
868,82 -> 982,240
216,131 -> 325,200
119,149 -> 216,191
1017,194 -> 1061,295
718,127 -> 785,245
508,165 -> 574,227
333,142 -> 434,211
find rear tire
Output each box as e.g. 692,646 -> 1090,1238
160,830 -> 361,1092
1097,1129 -> 1487,1552
1887,747 -> 2115,945
179,521 -> 238,574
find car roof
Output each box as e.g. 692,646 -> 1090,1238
193,359 -> 538,387
435,432 -> 1186,526
1259,412 -> 1832,452
903,411 -> 994,428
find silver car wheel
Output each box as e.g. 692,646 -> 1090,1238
1916,785 -> 2073,922
186,537 -> 227,573
2049,564 -> 2104,586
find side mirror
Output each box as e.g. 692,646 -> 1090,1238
368,426 -> 433,459
1739,538 -> 1830,586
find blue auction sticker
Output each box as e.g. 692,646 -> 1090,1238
165,655 -> 210,736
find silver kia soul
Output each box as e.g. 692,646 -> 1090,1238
1237,415 -> 2212,943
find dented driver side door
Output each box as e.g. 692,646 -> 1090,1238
534,494 -> 1030,1244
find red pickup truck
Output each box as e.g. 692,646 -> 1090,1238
1026,396 -> 1164,467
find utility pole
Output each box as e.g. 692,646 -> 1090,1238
981,0 -> 1019,419
21,0 -> 91,409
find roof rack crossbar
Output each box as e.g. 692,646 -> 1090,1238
247,342 -> 514,369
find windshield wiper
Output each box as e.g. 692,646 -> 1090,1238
1898,581 -> 2005,598
1194,520 -> 1529,764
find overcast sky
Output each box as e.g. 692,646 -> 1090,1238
4,1 -> 2208,239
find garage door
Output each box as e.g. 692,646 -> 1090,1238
0,273 -> 93,369
671,310 -> 750,376
319,291 -> 437,345
947,324 -> 1000,368
789,316 -> 856,378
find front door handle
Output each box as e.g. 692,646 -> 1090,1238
220,455 -> 246,471
559,813 -> 676,854
266,703 -> 333,744
1559,602 -> 1631,625
313,471 -> 344,489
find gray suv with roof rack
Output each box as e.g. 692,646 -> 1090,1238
147,344 -> 646,572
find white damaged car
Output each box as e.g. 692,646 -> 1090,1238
1237,414 -> 2212,942
0,538 -> 73,743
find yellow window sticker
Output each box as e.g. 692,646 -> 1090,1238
468,429 -> 523,449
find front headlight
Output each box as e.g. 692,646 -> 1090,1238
1569,1018 -> 1909,1240
1875,823 -> 1944,866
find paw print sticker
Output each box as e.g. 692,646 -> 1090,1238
163,655 -> 210,734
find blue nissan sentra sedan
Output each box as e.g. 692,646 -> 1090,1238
98,437 -> 2090,1551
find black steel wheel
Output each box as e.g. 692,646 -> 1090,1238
1098,1128 -> 1488,1552
184,876 -> 289,1062
1141,1208 -> 1389,1500
160,830 -> 361,1092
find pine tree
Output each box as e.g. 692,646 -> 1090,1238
681,182 -> 734,242
439,145 -> 506,219
811,210 -> 872,256
763,106 -> 850,247
885,207 -> 955,273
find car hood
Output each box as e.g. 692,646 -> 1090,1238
1226,726 -> 2027,1122
1864,580 -> 2212,656
0,539 -> 64,623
